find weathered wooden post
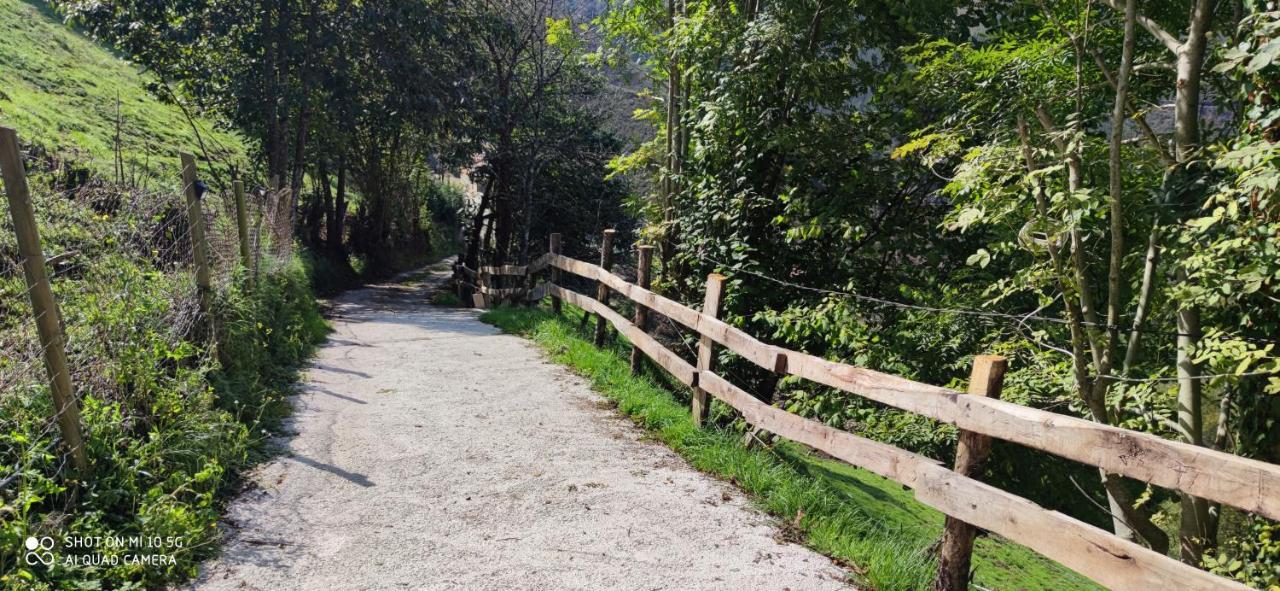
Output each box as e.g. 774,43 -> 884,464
0,126 -> 90,475
454,262 -> 467,303
934,354 -> 1008,591
549,233 -> 563,315
474,269 -> 490,309
692,273 -> 726,426
232,180 -> 253,289
592,229 -> 616,346
630,245 -> 654,375
180,152 -> 213,338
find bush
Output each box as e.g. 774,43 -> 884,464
0,252 -> 325,590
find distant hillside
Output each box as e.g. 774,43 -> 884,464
0,0 -> 248,187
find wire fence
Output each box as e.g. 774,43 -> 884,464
0,130 -> 294,486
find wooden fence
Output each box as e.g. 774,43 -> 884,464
461,230 -> 1279,591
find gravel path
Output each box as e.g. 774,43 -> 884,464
187,260 -> 850,591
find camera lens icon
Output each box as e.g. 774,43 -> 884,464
24,536 -> 54,566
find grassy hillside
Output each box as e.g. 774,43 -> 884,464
0,0 -> 248,186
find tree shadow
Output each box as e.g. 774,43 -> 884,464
288,454 -> 374,488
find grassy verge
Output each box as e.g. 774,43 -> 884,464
480,303 -> 1100,591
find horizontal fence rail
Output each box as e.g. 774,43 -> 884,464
461,232 -> 1280,591
545,254 -> 1280,523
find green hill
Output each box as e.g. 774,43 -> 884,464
0,0 -> 248,187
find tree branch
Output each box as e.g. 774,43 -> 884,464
1098,0 -> 1183,53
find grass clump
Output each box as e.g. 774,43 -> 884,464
481,303 -> 1099,591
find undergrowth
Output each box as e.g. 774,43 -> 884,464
0,173 -> 326,588
481,303 -> 1099,591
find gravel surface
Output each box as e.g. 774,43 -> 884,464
186,260 -> 851,591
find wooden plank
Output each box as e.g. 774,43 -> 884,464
526,282 -> 549,302
480,263 -> 528,276
527,252 -> 552,274
477,285 -> 527,297
549,284 -> 697,386
785,351 -> 1280,522
550,254 -> 786,370
695,371 -> 1248,591
547,253 -> 1280,521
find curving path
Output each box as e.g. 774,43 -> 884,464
187,259 -> 850,591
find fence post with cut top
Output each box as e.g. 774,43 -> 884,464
549,233 -> 563,314
232,180 -> 253,289
0,126 -> 90,475
180,152 -> 213,339
934,354 -> 1008,591
630,244 -> 654,375
592,229 -> 616,346
691,273 -> 726,426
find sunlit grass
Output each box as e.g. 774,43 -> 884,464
481,303 -> 1100,591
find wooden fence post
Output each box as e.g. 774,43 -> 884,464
692,273 -> 726,426
180,152 -> 213,338
935,354 -> 1008,591
549,233 -> 563,315
592,229 -> 616,346
0,126 -> 90,475
474,269 -> 490,309
232,180 -> 253,289
630,245 -> 654,375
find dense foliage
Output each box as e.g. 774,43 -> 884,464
0,171 -> 326,589
6,0 -> 1279,587
604,0 -> 1280,584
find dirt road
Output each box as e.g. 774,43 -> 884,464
187,260 -> 849,590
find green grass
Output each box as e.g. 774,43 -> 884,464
481,304 -> 1102,591
0,0 -> 248,186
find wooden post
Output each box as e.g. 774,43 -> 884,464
592,229 -> 616,346
549,233 -> 563,314
0,127 -> 90,475
232,180 -> 253,289
630,245 -> 654,375
692,273 -> 726,426
180,153 -> 213,339
454,262 -> 467,303
473,270 -> 490,309
252,183 -> 266,284
935,354 -> 1008,591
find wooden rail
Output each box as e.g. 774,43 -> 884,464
464,235 -> 1277,591
546,254 -> 1280,523
457,254 -> 552,307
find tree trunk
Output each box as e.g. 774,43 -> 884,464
465,176 -> 494,271
330,159 -> 347,256
1172,0 -> 1214,565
